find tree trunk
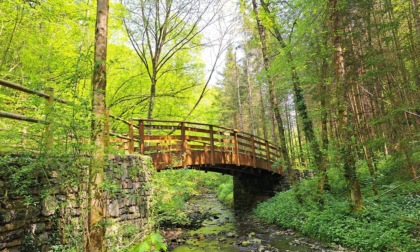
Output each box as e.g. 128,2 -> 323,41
89,0 -> 109,251
245,54 -> 257,135
147,76 -> 157,120
234,51 -> 244,130
318,58 -> 330,193
329,0 -> 363,213
251,0 -> 293,180
259,0 -> 323,177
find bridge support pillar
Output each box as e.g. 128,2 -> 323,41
233,171 -> 287,211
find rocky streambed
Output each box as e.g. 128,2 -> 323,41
160,193 -> 352,252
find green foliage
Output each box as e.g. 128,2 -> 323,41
255,181 -> 420,251
217,179 -> 234,207
151,169 -> 231,226
126,232 -> 167,252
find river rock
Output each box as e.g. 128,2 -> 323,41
241,240 -> 252,247
227,232 -> 236,237
252,238 -> 262,244
248,231 -> 256,237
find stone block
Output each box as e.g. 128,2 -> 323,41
108,200 -> 119,217
0,210 -> 15,224
132,182 -> 141,189
122,180 -> 132,189
128,205 -> 138,214
41,196 -> 57,216
38,232 -> 49,242
32,222 -> 46,234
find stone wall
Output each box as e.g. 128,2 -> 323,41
105,155 -> 152,247
0,154 -> 152,251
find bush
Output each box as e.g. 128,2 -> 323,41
217,180 -> 234,207
255,181 -> 420,251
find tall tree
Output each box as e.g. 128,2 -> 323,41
258,0 -> 326,192
89,0 -> 109,250
122,0 -> 222,120
250,0 -> 293,179
329,0 -> 363,212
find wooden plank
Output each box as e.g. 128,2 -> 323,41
209,125 -> 215,166
188,144 -> 206,150
233,131 -> 240,166
265,140 -> 271,170
139,120 -> 144,154
251,135 -> 256,168
147,125 -> 179,130
0,79 -> 67,104
181,122 -> 187,167
0,111 -> 44,124
145,145 -> 179,152
185,135 -> 212,142
184,127 -> 210,134
143,135 -> 181,141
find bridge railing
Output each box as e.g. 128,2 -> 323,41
108,118 -> 282,171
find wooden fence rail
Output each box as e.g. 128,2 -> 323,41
0,79 -> 68,149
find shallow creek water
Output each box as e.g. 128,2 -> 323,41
161,193 -> 351,252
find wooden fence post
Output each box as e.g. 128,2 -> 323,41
233,130 -> 240,166
265,140 -> 271,170
209,125 -> 215,166
181,122 -> 187,167
251,135 -> 256,168
139,120 -> 144,154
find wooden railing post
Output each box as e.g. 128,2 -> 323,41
265,140 -> 271,170
45,87 -> 54,149
209,125 -> 215,166
138,120 -> 144,154
251,135 -> 256,168
181,122 -> 187,167
128,119 -> 134,154
233,130 -> 240,166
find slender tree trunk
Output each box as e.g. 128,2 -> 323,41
258,85 -> 268,139
251,0 -> 293,179
89,0 -> 109,251
147,76 -> 157,120
259,0 -> 323,176
245,55 -> 257,135
329,0 -> 363,213
318,58 -> 330,193
295,113 -> 306,167
234,51 -> 244,130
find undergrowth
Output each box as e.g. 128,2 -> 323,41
255,179 -> 420,251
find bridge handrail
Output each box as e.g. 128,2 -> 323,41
109,118 -> 282,171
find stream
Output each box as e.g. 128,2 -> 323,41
160,193 -> 352,252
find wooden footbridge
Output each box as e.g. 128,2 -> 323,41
0,79 -> 282,176
1,79 -> 286,212
109,118 -> 283,175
